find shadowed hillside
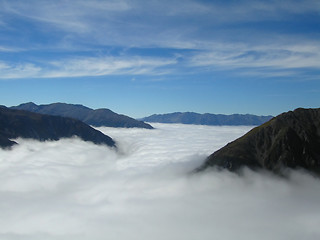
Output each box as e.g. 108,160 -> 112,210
141,112 -> 272,126
0,106 -> 115,149
13,102 -> 153,129
198,108 -> 320,174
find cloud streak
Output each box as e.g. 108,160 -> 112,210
0,0 -> 319,79
0,56 -> 177,79
188,41 -> 320,78
1,40 -> 319,79
0,123 -> 320,240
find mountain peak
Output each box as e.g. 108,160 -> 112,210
141,112 -> 272,126
14,102 -> 39,111
197,107 -> 320,174
12,102 -> 153,129
0,107 -> 115,149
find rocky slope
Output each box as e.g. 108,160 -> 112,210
0,106 -> 115,149
198,108 -> 320,174
12,102 -> 153,129
141,112 -> 272,126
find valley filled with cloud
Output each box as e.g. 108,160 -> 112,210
0,123 -> 320,240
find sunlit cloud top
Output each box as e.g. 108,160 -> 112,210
1,124 -> 320,240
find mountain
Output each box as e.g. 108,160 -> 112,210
141,112 -> 273,126
12,102 -> 153,129
197,108 -> 320,174
0,106 -> 115,149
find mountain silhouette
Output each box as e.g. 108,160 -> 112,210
0,106 -> 115,149
197,108 -> 320,174
12,102 -> 153,129
141,112 -> 272,126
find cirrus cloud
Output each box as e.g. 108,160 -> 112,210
0,56 -> 177,79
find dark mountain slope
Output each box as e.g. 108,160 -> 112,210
0,107 -> 115,149
82,108 -> 150,128
0,135 -> 16,148
12,102 -> 153,129
198,108 -> 320,174
141,112 -> 272,126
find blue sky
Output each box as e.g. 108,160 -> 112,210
0,0 -> 319,118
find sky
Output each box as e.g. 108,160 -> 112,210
0,0 -> 319,118
1,123 -> 320,240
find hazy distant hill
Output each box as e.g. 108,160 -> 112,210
12,102 -> 153,129
141,112 -> 273,126
197,108 -> 320,174
0,106 -> 115,149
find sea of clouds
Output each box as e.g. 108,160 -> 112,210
0,123 -> 320,240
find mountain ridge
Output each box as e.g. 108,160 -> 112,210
0,107 -> 116,149
141,112 -> 273,126
12,102 -> 153,129
197,107 -> 320,174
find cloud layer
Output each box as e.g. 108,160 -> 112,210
1,123 -> 320,240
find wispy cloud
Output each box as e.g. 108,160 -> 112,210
1,0 -> 318,49
47,56 -> 177,77
0,0 -> 319,79
0,46 -> 22,52
0,61 -> 42,79
188,41 -> 320,77
0,56 -> 177,79
1,41 -> 319,79
201,0 -> 320,23
1,0 -> 131,33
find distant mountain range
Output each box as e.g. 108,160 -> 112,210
0,106 -> 115,149
12,102 -> 153,129
197,108 -> 320,174
141,112 -> 273,126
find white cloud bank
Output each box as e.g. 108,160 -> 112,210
0,123 -> 320,240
